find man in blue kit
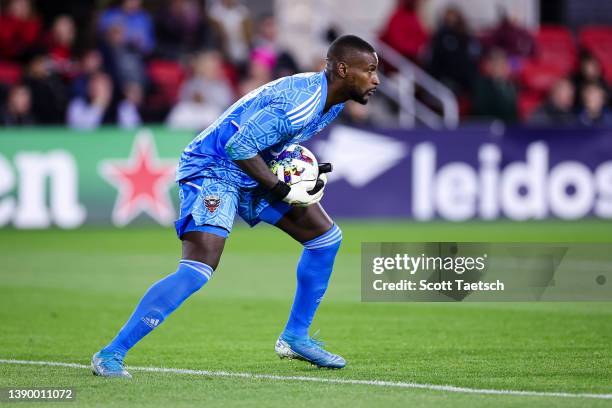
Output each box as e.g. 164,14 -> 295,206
92,35 -> 379,377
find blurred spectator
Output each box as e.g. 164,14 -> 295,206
71,49 -> 104,99
529,78 -> 576,126
238,48 -> 273,96
23,54 -> 68,123
155,0 -> 224,60
97,2 -> 150,101
0,0 -> 42,62
1,84 -> 35,125
99,22 -> 147,90
209,0 -> 253,68
180,51 -> 233,111
166,51 -> 233,130
472,49 -> 518,122
98,0 -> 155,56
118,81 -> 142,129
67,71 -> 113,129
45,15 -> 77,78
165,91 -> 218,130
481,13 -> 534,62
379,0 -> 429,62
578,82 -> 612,126
426,6 -> 480,96
572,53 -> 610,108
252,14 -> 299,78
35,0 -> 98,53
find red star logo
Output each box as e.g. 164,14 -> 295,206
99,131 -> 176,226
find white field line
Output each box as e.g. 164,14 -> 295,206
1,358 -> 611,400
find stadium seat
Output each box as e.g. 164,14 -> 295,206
591,46 -> 612,65
601,61 -> 612,86
520,61 -> 566,95
534,25 -> 576,74
578,26 -> 612,86
518,91 -> 544,121
537,48 -> 576,74
147,59 -> 186,109
579,26 -> 612,53
0,61 -> 22,86
537,25 -> 575,48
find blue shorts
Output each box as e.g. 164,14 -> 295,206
174,176 -> 291,239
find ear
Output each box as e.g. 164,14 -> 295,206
336,61 -> 348,79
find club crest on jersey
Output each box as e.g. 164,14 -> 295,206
204,195 -> 221,213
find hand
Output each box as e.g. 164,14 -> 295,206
318,162 -> 333,175
282,178 -> 317,206
304,173 -> 327,206
283,173 -> 328,206
275,162 -> 332,206
308,163 -> 332,196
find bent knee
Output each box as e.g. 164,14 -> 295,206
181,231 -> 225,269
303,224 -> 342,250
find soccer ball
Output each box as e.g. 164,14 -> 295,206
268,145 -> 318,189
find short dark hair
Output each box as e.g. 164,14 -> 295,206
326,35 -> 375,63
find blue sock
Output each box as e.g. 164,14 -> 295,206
282,224 -> 342,338
102,260 -> 213,357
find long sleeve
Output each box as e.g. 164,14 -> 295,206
224,105 -> 293,160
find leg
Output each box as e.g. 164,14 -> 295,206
182,230 -> 226,269
274,203 -> 341,337
265,203 -> 345,368
274,203 -> 334,243
92,230 -> 226,378
106,231 -> 225,356
93,177 -> 238,378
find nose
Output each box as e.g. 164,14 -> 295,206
372,73 -> 380,86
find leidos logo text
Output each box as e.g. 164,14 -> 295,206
412,141 -> 612,221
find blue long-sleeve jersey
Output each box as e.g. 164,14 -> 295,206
176,71 -> 344,189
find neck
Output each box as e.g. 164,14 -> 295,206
323,69 -> 349,112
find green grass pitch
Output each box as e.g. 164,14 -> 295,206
1,219 -> 611,407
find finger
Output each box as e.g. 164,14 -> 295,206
318,162 -> 333,174
308,178 -> 325,195
318,173 -> 327,185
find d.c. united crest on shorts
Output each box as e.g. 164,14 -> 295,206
204,195 -> 221,213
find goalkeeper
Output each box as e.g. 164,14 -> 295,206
92,35 -> 379,377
